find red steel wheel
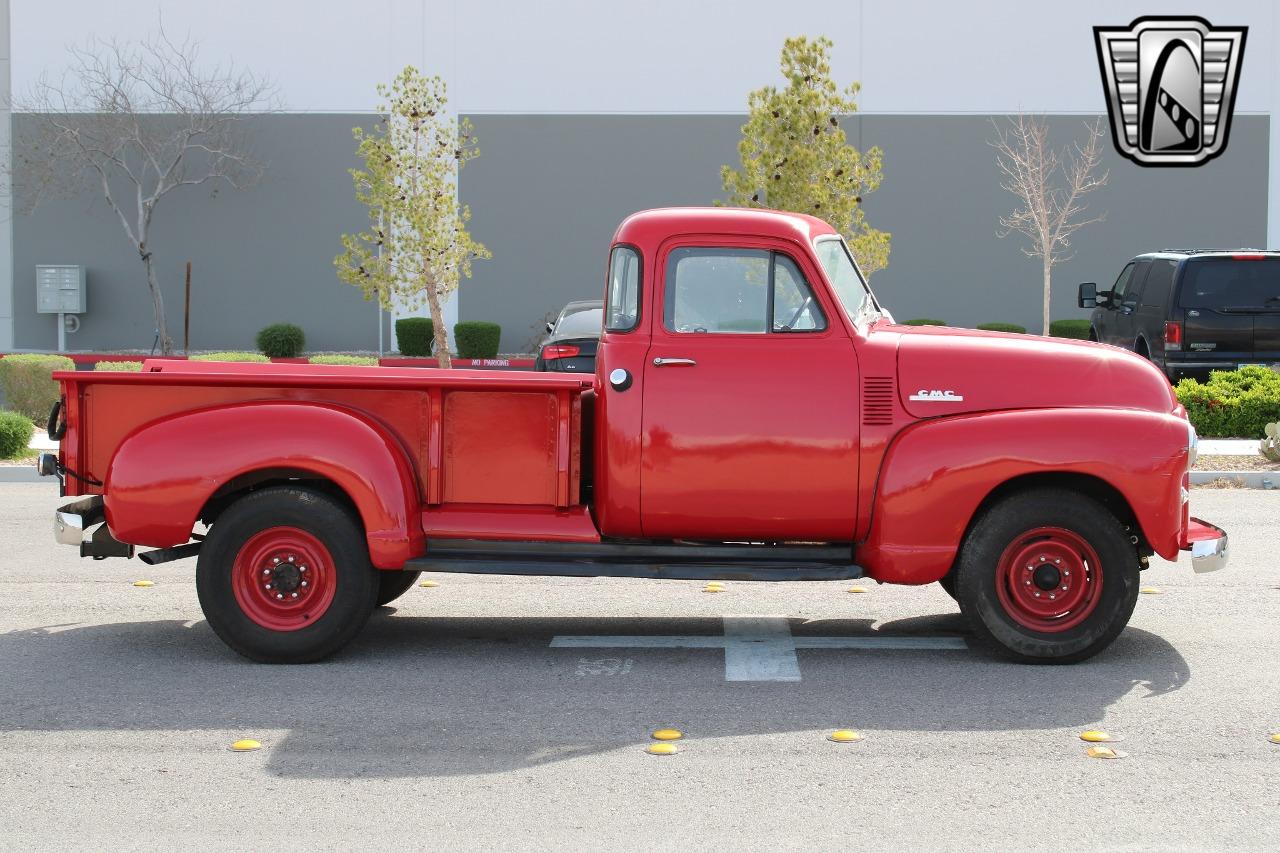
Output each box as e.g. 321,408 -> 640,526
232,526 -> 338,632
994,526 -> 1103,633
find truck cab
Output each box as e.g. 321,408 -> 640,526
42,207 -> 1227,666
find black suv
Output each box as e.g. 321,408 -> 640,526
1079,250 -> 1280,382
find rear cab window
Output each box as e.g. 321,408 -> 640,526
606,246 -> 641,332
663,247 -> 827,334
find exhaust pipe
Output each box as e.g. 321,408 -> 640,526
138,542 -> 202,566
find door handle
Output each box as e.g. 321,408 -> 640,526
653,357 -> 697,367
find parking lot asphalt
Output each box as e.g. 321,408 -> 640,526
1,484 -> 1277,852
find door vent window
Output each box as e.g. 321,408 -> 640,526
862,376 -> 895,425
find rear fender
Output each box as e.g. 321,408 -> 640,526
860,408 -> 1189,584
104,402 -> 423,568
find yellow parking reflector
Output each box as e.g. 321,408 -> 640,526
651,728 -> 683,741
828,729 -> 864,743
1269,733 -> 1280,744
1079,730 -> 1121,743
1085,746 -> 1126,759
703,583 -> 725,593
132,580 -> 155,588
646,742 -> 679,756
419,580 -> 439,588
1139,587 -> 1162,595
847,586 -> 869,594
229,739 -> 262,752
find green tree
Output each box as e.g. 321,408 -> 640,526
336,67 -> 490,368
722,36 -> 889,276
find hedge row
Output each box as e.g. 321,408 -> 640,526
1177,366 -> 1280,438
0,410 -> 34,459
0,354 -> 74,421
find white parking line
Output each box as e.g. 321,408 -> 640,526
551,615 -> 969,682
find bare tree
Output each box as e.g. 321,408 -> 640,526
14,25 -> 276,354
991,114 -> 1109,335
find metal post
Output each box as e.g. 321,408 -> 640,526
57,312 -> 65,352
183,262 -> 192,355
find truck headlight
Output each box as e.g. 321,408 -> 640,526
1187,422 -> 1198,470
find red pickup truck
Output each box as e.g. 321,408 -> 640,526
41,207 -> 1226,664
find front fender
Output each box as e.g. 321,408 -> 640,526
860,408 -> 1188,584
104,402 -> 424,569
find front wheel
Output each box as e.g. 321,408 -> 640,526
376,570 -> 422,606
196,486 -> 379,663
954,488 -> 1140,663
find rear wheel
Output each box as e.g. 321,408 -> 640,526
954,488 -> 1139,663
196,486 -> 379,663
376,570 -> 422,606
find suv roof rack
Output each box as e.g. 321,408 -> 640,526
1156,248 -> 1273,254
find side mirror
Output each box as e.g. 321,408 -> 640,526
1077,282 -> 1097,309
545,321 -> 555,334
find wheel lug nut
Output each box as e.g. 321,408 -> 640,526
1039,556 -> 1046,562
300,580 -> 308,587
291,592 -> 299,599
275,593 -> 283,600
299,566 -> 307,572
288,555 -> 295,563
264,584 -> 271,589
1064,571 -> 1070,577
1049,594 -> 1056,600
1034,592 -> 1041,597
273,557 -> 280,565
1061,585 -> 1068,591
262,569 -> 270,576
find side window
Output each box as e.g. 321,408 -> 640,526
772,255 -> 828,331
1140,259 -> 1177,309
605,246 -> 641,332
664,248 -> 828,334
1110,263 -> 1135,305
1123,262 -> 1149,308
665,248 -> 769,333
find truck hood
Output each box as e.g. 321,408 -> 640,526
891,324 -> 1177,418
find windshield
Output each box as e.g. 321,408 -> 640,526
815,238 -> 879,325
553,308 -> 604,339
1179,258 -> 1280,310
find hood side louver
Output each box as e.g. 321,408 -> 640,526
862,376 -> 895,426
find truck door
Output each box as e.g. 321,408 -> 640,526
639,239 -> 859,541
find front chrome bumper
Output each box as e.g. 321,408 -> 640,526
1185,517 -> 1228,574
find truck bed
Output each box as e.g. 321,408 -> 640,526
55,360 -> 595,542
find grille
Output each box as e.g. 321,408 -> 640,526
862,376 -> 895,426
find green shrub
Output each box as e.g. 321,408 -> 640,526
93,360 -> 144,371
976,322 -> 1027,334
901,318 -> 946,326
256,323 -> 306,358
191,352 -> 271,363
454,322 -> 502,358
0,354 -> 75,421
1176,366 -> 1280,438
308,354 -> 378,366
0,410 -> 35,459
1050,319 -> 1092,340
395,318 -> 435,357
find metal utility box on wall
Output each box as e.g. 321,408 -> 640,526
36,265 -> 87,314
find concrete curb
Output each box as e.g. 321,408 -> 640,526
1190,471 -> 1279,489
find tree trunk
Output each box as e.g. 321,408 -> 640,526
141,245 -> 174,355
424,272 -> 452,369
1042,256 -> 1052,336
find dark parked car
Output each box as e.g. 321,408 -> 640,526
534,300 -> 603,373
1079,250 -> 1280,382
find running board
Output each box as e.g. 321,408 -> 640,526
405,539 -> 863,582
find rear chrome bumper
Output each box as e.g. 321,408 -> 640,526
1184,517 -> 1228,574
53,496 -> 134,559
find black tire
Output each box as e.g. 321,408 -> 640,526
376,570 -> 422,606
954,488 -> 1140,664
937,572 -> 958,601
196,486 -> 379,663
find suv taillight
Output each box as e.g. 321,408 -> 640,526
1164,321 -> 1183,350
542,344 -> 581,361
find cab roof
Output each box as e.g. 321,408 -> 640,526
613,207 -> 840,247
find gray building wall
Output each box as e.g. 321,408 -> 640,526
461,114 -> 1271,350
11,113 -> 390,353
6,112 -> 1272,353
